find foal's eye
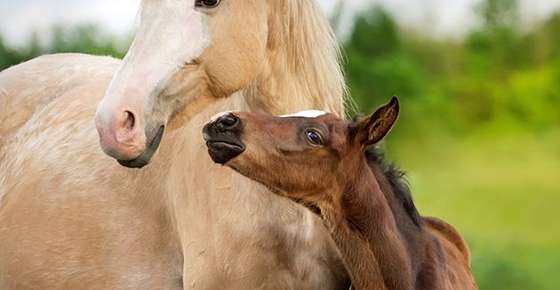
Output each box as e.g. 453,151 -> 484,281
195,0 -> 221,8
305,130 -> 324,146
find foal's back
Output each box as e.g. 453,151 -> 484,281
422,217 -> 477,290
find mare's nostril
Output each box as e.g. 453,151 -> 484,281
216,114 -> 240,131
123,110 -> 136,131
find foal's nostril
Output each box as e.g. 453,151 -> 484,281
221,114 -> 239,127
216,114 -> 240,131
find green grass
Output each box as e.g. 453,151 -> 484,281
385,124 -> 560,290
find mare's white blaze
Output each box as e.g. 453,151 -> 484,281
280,110 -> 328,118
97,0 -> 209,126
128,0 -> 209,87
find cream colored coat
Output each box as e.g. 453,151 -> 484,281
0,0 -> 350,289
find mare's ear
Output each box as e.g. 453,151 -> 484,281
355,97 -> 399,147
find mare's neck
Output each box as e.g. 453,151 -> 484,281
163,89 -> 326,231
320,159 -> 414,290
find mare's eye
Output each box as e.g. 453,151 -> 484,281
196,0 -> 221,8
305,130 -> 324,146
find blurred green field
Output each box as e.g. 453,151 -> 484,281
385,125 -> 560,290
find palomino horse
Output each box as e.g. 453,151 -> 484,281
0,0 -> 350,289
203,98 -> 477,290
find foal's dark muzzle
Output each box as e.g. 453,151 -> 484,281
203,113 -> 245,164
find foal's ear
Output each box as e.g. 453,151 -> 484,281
356,97 -> 399,147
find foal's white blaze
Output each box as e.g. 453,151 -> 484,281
280,110 -> 328,118
210,111 -> 233,123
95,0 -> 210,159
210,110 -> 328,123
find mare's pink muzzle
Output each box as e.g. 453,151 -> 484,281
95,106 -> 146,162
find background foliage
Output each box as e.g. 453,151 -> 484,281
1,0 -> 558,289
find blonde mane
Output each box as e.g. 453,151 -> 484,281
245,0 -> 348,116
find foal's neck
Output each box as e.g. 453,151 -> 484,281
319,158 -> 414,290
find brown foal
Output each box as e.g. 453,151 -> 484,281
203,97 -> 477,290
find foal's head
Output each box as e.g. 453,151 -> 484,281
203,97 -> 399,203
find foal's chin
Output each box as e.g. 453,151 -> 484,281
206,142 -> 245,165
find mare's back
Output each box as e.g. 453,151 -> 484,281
0,54 -> 120,141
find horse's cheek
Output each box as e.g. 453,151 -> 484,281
200,1 -> 267,98
203,33 -> 265,97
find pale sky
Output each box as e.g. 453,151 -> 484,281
1,0 -> 559,46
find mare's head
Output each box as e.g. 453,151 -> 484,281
95,0 -> 344,168
202,97 -> 400,203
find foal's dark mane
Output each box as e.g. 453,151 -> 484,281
364,146 -> 423,227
